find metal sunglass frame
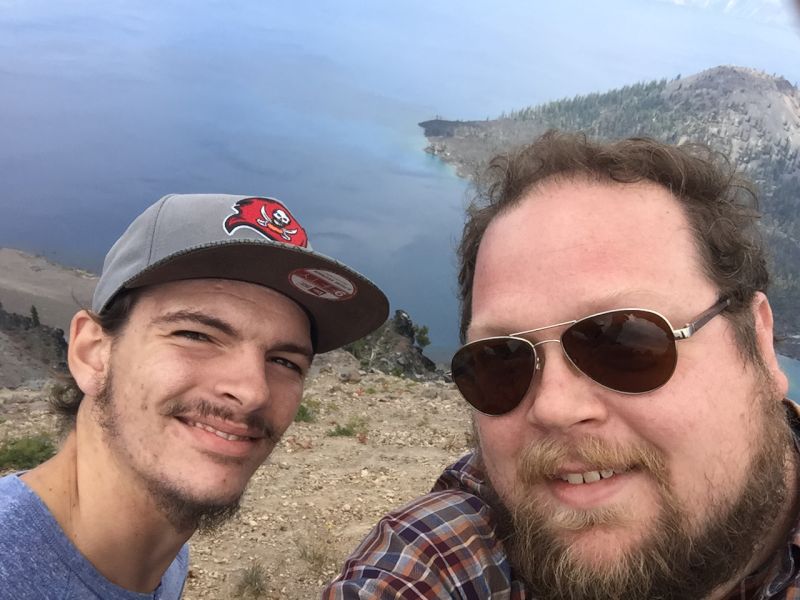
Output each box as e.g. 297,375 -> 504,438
452,297 -> 731,414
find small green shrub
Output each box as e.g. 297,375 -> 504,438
413,324 -> 431,348
294,403 -> 316,423
344,338 -> 369,359
298,539 -> 333,575
233,562 -> 268,598
326,417 -> 368,437
0,434 -> 56,470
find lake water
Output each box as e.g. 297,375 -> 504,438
2,1 -> 800,352
780,355 -> 800,402
0,1 -> 472,348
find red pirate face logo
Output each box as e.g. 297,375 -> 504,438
223,197 -> 308,247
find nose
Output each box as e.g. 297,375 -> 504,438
212,346 -> 271,411
522,340 -> 609,431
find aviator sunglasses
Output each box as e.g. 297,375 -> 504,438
451,298 -> 730,416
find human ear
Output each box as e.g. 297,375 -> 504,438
751,292 -> 789,397
67,310 -> 112,397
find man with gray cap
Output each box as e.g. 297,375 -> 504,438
0,194 -> 388,599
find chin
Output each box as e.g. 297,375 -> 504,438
186,474 -> 251,504
558,524 -> 650,566
149,461 -> 250,503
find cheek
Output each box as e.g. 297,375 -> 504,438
620,397 -> 757,511
148,349 -> 205,385
675,413 -> 755,499
271,384 -> 306,431
114,354 -> 199,416
476,415 -> 528,497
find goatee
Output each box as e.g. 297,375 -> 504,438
94,372 -> 245,533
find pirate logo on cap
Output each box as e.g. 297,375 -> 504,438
223,197 -> 308,247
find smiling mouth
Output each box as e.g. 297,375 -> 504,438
554,468 -> 630,485
179,418 -> 258,442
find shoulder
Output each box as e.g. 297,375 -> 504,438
369,487 -> 495,553
0,473 -> 29,505
372,451 -> 496,549
0,476 -> 190,599
322,453 -> 518,599
0,475 -> 73,597
159,544 -> 190,600
0,474 -> 49,543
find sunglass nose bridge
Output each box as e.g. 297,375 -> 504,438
531,338 -> 562,348
511,319 -> 578,338
530,338 -> 562,371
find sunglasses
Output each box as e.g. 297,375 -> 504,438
451,298 -> 730,416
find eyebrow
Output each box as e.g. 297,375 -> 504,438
272,342 -> 315,361
152,310 -> 238,337
152,310 -> 315,358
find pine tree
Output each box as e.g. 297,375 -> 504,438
30,305 -> 40,327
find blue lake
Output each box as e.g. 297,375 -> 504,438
780,355 -> 800,402
2,1 -> 800,351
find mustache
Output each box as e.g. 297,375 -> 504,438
517,436 -> 667,487
161,398 -> 276,442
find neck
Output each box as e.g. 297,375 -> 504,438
21,425 -> 191,593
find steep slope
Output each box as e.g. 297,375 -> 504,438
0,248 -> 97,335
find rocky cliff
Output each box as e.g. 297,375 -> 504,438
345,310 -> 440,380
0,302 -> 68,388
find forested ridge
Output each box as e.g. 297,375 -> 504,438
420,66 -> 800,354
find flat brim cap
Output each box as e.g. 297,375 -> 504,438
92,194 -> 389,353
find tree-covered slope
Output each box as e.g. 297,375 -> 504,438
420,66 -> 800,355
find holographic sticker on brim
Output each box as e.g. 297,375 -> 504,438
289,268 -> 357,301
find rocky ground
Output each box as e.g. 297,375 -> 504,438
0,350 -> 472,599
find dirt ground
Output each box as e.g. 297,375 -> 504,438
0,356 -> 472,599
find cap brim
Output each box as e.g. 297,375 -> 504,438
117,241 -> 389,354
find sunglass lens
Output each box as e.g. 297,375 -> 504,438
562,310 -> 677,393
451,338 -> 536,415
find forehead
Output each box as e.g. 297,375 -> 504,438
130,278 -> 310,331
471,179 -> 711,332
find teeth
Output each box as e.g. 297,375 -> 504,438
187,420 -> 249,442
559,469 -> 621,485
583,471 -> 601,483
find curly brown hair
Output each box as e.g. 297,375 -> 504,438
49,290 -> 140,432
457,130 -> 768,363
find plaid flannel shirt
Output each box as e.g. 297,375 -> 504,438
323,404 -> 800,599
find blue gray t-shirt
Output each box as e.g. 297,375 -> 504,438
0,474 -> 189,599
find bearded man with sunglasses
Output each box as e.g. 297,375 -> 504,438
323,131 -> 798,600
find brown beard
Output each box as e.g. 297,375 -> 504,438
93,371 -> 244,533
478,394 -> 795,600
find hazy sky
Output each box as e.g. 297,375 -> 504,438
1,0 -> 800,351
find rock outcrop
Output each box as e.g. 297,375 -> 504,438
0,302 -> 68,388
345,310 -> 439,380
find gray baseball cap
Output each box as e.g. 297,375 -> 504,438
92,193 -> 389,353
